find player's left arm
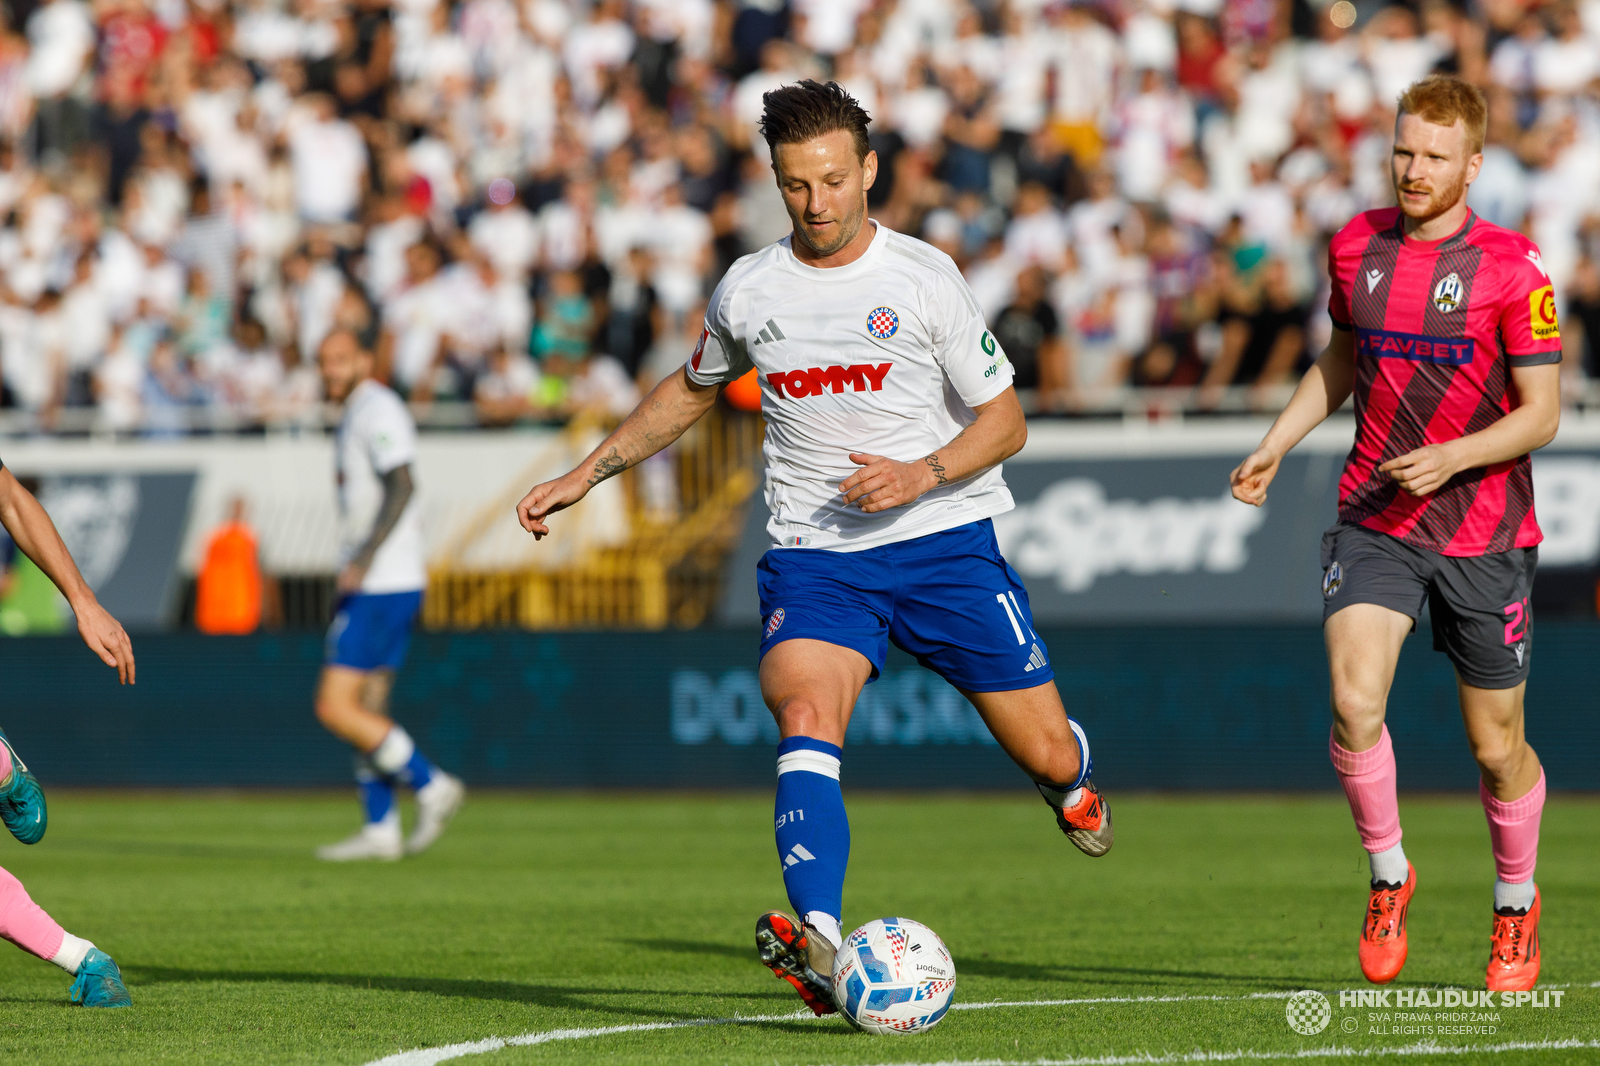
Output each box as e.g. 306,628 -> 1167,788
0,466 -> 135,683
841,388 -> 1027,513
1381,254 -> 1564,498
338,463 -> 414,592
1379,363 -> 1559,498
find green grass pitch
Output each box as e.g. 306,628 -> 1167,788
0,792 -> 1594,1065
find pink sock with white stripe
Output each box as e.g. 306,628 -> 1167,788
1330,725 -> 1408,884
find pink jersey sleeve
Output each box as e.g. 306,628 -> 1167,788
1497,242 -> 1563,366
1326,229 -> 1354,329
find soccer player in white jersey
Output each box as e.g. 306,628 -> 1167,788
515,81 -> 1111,1016
314,329 -> 464,861
0,463 -> 134,1006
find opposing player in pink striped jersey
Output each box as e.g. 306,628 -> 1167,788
1231,75 -> 1559,991
0,464 -> 135,1006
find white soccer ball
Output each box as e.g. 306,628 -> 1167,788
831,917 -> 956,1034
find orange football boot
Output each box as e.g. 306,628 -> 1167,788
755,911 -> 837,1015
1486,887 -> 1541,992
1053,781 -> 1114,857
1359,862 -> 1415,984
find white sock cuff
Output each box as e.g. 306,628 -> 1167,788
371,726 -> 415,776
51,933 -> 93,975
804,911 -> 843,950
777,750 -> 840,780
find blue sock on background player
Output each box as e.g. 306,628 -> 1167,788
371,724 -> 434,790
775,737 -> 849,949
356,758 -> 395,825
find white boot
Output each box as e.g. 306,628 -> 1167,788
406,772 -> 465,855
316,811 -> 403,861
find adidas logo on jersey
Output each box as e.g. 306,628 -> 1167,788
782,843 -> 816,867
1023,643 -> 1048,673
752,318 -> 787,345
767,363 -> 893,399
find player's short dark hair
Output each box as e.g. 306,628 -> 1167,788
758,80 -> 872,163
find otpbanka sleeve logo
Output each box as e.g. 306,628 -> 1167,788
1529,286 -> 1559,341
981,331 -> 1006,377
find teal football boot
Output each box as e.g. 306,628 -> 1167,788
0,728 -> 46,844
69,949 -> 132,1008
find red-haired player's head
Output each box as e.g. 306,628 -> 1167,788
1391,75 -> 1487,231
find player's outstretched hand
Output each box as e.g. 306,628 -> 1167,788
840,453 -> 933,513
74,599 -> 135,685
1230,447 -> 1281,507
516,473 -> 588,539
1379,444 -> 1458,498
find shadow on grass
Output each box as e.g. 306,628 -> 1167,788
954,957 -> 1324,990
122,966 -> 793,1020
626,938 -> 1324,994
623,938 -> 750,960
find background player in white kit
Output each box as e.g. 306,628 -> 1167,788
314,329 -> 464,861
515,81 -> 1110,1016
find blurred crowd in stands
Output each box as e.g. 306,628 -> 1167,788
0,0 -> 1596,432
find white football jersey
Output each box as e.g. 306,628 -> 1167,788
687,222 -> 1016,552
335,379 -> 426,593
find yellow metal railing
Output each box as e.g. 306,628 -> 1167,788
424,405 -> 764,630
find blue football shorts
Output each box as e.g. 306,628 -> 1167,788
757,518 -> 1052,692
325,590 -> 424,671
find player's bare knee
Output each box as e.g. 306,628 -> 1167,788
1468,734 -> 1523,783
314,692 -> 354,730
1329,683 -> 1386,744
773,695 -> 827,738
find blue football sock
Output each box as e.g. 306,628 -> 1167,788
356,760 -> 395,824
775,737 -> 849,928
372,724 -> 434,790
400,748 -> 434,790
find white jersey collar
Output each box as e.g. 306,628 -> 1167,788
779,219 -> 887,280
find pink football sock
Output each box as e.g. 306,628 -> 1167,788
1481,769 -> 1545,884
0,866 -> 64,962
0,740 -> 12,787
1329,725 -> 1403,853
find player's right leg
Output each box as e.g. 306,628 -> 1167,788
751,545 -> 888,1015
0,865 -> 130,1006
756,637 -> 874,1016
0,727 -> 47,844
314,592 -> 462,860
1320,522 -> 1428,984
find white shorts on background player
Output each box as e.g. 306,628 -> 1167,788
686,221 -> 1016,552
335,379 -> 426,594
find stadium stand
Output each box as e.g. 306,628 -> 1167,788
0,0 -> 1590,437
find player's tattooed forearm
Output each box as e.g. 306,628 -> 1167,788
924,454 -> 949,486
587,448 -> 627,486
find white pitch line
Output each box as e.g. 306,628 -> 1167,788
359,992 -> 1308,1066
806,1039 -> 1600,1066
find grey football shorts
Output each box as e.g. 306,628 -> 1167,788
1320,521 -> 1537,689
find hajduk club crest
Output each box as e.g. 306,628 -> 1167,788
1432,273 -> 1463,314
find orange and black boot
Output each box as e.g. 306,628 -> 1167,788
1486,887 -> 1541,992
1359,862 -> 1416,984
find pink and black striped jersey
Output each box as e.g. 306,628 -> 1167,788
1327,208 -> 1563,557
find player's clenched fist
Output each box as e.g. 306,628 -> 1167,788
1230,447 -> 1281,507
516,474 -> 588,539
840,453 -> 939,513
